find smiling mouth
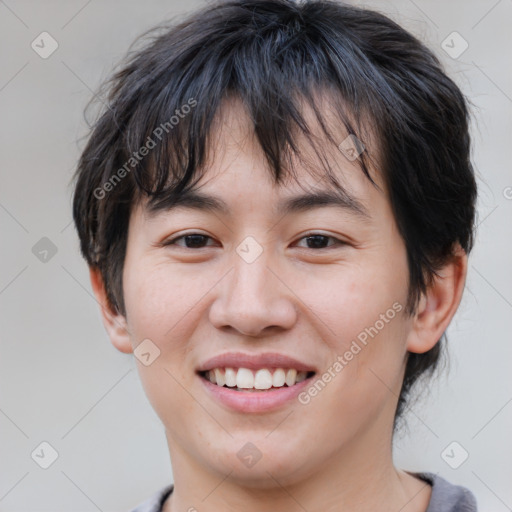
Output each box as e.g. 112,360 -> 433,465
198,367 -> 316,392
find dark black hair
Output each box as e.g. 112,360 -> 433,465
72,0 -> 477,430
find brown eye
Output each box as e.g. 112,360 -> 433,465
296,234 -> 346,250
165,233 -> 215,249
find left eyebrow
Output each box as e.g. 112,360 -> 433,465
146,189 -> 371,221
275,189 -> 371,220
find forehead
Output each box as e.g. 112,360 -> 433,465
142,94 -> 386,221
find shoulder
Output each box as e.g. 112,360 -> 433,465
128,483 -> 174,512
411,472 -> 478,512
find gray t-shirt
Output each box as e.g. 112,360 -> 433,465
129,471 -> 478,512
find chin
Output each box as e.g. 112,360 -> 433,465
204,441 -> 314,489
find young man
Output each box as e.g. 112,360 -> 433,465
72,1 -> 478,510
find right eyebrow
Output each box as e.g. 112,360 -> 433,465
146,190 -> 231,217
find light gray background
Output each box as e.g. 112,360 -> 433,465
1,0 -> 511,510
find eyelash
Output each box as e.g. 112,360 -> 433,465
162,232 -> 347,250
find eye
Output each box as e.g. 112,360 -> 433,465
295,233 -> 346,250
161,232 -> 347,250
163,233 -> 217,249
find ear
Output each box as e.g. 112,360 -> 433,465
89,267 -> 133,354
406,244 -> 468,354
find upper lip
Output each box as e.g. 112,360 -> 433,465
197,352 -> 317,373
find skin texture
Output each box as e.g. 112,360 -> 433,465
90,97 -> 468,512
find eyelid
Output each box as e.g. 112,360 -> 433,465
159,231 -> 348,249
295,232 -> 348,248
159,231 -> 216,247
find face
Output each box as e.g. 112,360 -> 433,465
116,97 -> 416,487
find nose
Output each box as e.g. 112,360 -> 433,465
208,250 -> 298,337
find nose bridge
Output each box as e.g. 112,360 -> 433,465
209,238 -> 297,336
232,245 -> 270,302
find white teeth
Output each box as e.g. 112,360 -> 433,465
204,367 -> 312,390
285,369 -> 297,387
214,368 -> 225,387
236,368 -> 254,389
272,368 -> 286,387
225,367 -> 237,387
254,369 -> 273,390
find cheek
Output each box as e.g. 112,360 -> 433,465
298,259 -> 406,346
121,261 -> 201,407
123,260 -> 210,345
296,256 -> 409,401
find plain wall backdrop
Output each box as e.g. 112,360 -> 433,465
1,0 -> 511,510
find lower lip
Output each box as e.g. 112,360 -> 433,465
199,374 -> 314,413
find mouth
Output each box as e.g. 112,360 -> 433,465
198,369 -> 316,413
198,367 -> 316,392
196,352 -> 317,412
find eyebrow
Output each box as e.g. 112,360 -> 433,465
147,189 -> 371,221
